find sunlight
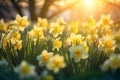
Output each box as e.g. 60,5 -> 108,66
83,0 -> 94,7
78,0 -> 104,13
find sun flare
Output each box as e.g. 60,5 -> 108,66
83,0 -> 94,7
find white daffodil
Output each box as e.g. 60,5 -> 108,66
36,50 -> 53,66
14,61 -> 36,78
70,45 -> 89,62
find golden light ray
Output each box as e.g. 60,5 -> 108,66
83,0 -> 94,7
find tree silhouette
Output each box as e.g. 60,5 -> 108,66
0,0 -> 120,21
0,0 -> 79,21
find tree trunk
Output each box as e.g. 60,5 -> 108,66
29,0 -> 37,21
39,0 -> 54,18
11,0 -> 23,16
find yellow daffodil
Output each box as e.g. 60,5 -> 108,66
100,35 -> 116,55
70,33 -> 84,46
101,54 -> 120,71
2,37 -> 10,49
99,15 -> 113,26
12,32 -> 21,40
110,54 -> 120,69
70,45 -> 89,62
14,40 -> 22,50
10,32 -> 21,45
49,22 -> 64,37
31,25 -> 44,38
57,17 -> 65,26
71,26 -> 78,34
53,38 -> 62,51
34,26 -> 44,37
47,54 -> 66,73
0,19 -> 7,31
104,40 -> 114,48
37,17 -> 48,28
85,45 -> 89,53
87,16 -> 96,26
36,50 -> 53,66
102,35 -> 115,51
68,21 -> 81,33
86,34 -> 98,43
15,14 -> 29,31
14,61 -> 36,78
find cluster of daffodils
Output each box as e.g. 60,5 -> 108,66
37,50 -> 66,73
0,14 -> 120,78
85,15 -> 116,55
101,54 -> 120,71
98,35 -> 116,55
0,15 -> 29,50
92,16 -> 115,55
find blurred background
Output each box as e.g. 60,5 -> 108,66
0,0 -> 120,22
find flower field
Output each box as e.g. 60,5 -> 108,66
0,15 -> 120,80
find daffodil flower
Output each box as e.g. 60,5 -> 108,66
0,19 -> 7,31
28,25 -> 44,39
57,17 -> 65,26
52,38 -> 62,51
70,45 -> 89,62
14,40 -> 22,50
99,15 -> 113,26
99,35 -> 115,55
2,37 -> 10,49
15,14 -> 29,31
101,54 -> 120,71
36,50 -> 53,66
49,22 -> 64,37
46,54 -> 66,73
70,33 -> 84,46
14,61 -> 36,78
37,17 -> 48,29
